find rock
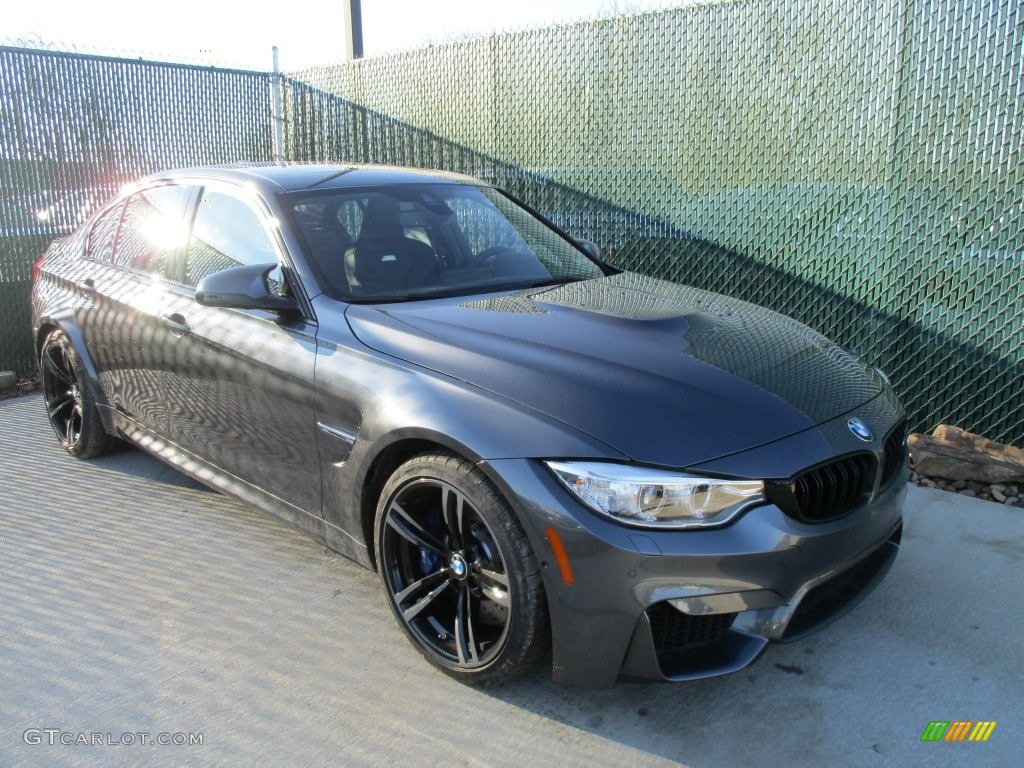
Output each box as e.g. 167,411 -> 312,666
961,490 -> 976,497
0,371 -> 16,390
991,483 -> 1007,493
992,489 -> 1007,503
908,425 -> 1024,484
951,479 -> 967,490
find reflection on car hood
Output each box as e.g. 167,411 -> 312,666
346,272 -> 886,466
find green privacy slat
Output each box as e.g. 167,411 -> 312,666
1,0 -> 1022,447
0,45 -> 273,373
283,0 -> 1023,446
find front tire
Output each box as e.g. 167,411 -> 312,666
374,452 -> 549,685
40,329 -> 114,459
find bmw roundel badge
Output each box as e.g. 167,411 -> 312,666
847,417 -> 873,442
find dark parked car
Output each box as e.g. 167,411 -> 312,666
31,164 -> 907,687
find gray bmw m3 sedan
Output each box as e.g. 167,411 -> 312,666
31,164 -> 907,686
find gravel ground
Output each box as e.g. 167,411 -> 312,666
0,370 -> 41,402
908,469 -> 1022,508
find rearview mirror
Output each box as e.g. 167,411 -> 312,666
576,239 -> 603,261
195,263 -> 298,312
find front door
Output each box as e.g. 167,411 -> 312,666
150,185 -> 321,513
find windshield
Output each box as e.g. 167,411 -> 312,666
286,183 -> 604,301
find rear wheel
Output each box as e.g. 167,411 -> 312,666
40,329 -> 114,458
375,452 -> 549,685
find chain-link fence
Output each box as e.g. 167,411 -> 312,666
1,0 -> 1022,446
292,0 -> 1024,446
0,44 -> 273,371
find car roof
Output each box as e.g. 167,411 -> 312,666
149,163 -> 487,194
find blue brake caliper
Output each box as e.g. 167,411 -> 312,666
418,508 -> 443,575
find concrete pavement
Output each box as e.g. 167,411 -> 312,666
1,393 -> 1021,767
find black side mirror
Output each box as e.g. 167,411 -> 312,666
195,263 -> 298,312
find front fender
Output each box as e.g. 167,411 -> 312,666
313,333 -> 627,562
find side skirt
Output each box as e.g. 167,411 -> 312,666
102,406 -> 373,569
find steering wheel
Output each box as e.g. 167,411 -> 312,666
469,246 -> 511,268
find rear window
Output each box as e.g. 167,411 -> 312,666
85,202 -> 125,263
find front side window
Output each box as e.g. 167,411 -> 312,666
112,186 -> 192,276
185,190 -> 280,288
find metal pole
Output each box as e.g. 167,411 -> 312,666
343,0 -> 364,60
271,46 -> 285,162
350,0 -> 364,59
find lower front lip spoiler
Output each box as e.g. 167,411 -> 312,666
617,522 -> 902,682
619,615 -> 768,682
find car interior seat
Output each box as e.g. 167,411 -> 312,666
302,202 -> 352,293
345,196 -> 438,295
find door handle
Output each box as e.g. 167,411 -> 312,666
158,313 -> 191,337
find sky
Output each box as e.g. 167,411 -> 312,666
5,0 -> 688,72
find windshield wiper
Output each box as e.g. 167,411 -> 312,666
345,286 -> 496,303
519,276 -> 585,290
344,276 -> 588,304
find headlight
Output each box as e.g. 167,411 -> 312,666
545,461 -> 764,529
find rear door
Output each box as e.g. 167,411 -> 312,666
81,184 -> 195,437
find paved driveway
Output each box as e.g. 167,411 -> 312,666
1,394 -> 1020,767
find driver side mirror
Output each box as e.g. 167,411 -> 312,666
195,263 -> 298,312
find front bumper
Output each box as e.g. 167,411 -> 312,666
484,456 -> 906,687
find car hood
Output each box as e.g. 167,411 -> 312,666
345,272 -> 886,466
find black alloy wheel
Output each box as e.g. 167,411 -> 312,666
376,452 -> 549,684
40,330 -> 113,458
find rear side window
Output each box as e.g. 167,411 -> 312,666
185,189 -> 280,287
85,201 -> 124,262
112,186 -> 193,276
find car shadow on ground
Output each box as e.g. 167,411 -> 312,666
470,534 -> 1017,767
14,394 -> 213,492
91,443 -> 214,492
473,642 -> 831,765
